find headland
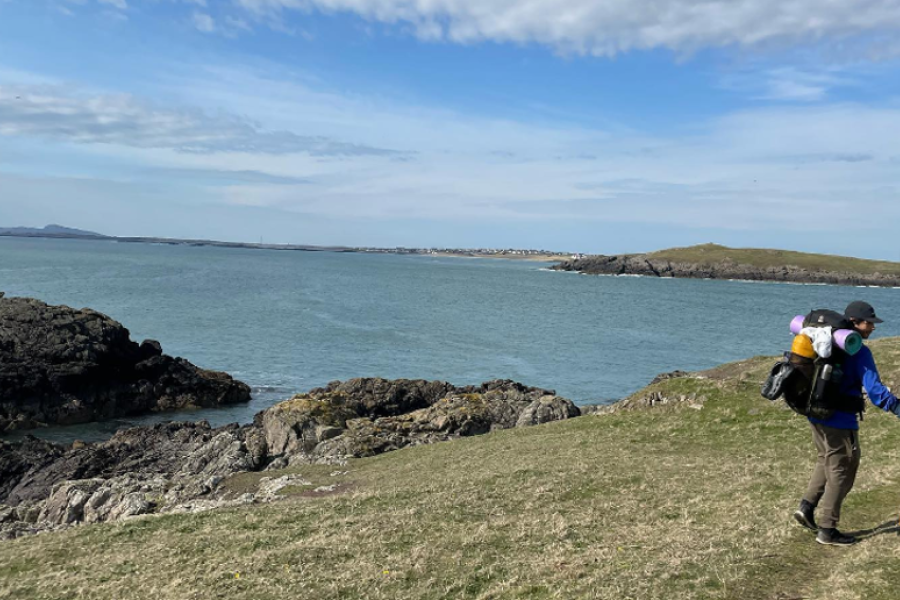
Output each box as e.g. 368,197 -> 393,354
552,243 -> 900,287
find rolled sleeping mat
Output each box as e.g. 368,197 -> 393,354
788,316 -> 863,356
791,334 -> 817,359
833,329 -> 863,356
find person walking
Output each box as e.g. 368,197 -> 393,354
793,301 -> 900,545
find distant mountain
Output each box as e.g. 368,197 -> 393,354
0,224 -> 107,237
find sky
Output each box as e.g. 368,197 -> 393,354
1,1 -> 900,257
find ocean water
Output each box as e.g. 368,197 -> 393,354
3,236 -> 900,443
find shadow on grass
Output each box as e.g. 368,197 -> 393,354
847,519 -> 900,540
723,517 -> 899,600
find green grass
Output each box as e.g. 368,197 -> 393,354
644,243 -> 900,276
3,340 -> 900,599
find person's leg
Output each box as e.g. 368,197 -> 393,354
795,422 -> 827,530
816,425 -> 861,545
803,422 -> 828,506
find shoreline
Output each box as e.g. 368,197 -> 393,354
548,270 -> 900,289
0,232 -> 569,262
418,252 -> 571,262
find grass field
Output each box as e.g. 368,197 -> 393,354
3,341 -> 900,600
646,244 -> 900,276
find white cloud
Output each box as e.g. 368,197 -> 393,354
0,84 -> 397,156
233,0 -> 900,56
720,66 -> 858,103
98,0 -> 127,9
192,11 -> 215,33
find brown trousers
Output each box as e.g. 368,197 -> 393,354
803,422 -> 861,529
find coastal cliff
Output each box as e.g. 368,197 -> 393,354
551,243 -> 900,287
0,296 -> 251,430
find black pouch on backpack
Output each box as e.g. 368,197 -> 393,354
761,359 -> 797,401
760,352 -> 834,418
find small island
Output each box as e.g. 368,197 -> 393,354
551,243 -> 900,287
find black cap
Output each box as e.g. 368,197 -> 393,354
845,301 -> 884,324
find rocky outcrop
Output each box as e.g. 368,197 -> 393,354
0,296 -> 251,430
649,370 -> 691,385
0,378 -> 580,539
315,391 -> 580,459
591,390 -> 706,414
552,253 -> 900,287
1,421 -> 266,506
0,420 -> 269,539
261,378 -> 573,464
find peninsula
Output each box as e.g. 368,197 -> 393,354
551,243 -> 900,287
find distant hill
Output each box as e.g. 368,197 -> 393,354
0,224 -> 107,238
552,243 -> 900,287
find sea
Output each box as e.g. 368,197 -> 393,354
3,236 -> 900,443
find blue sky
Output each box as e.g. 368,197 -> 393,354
1,0 -> 900,257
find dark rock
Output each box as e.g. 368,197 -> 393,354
139,339 -> 163,360
302,377 -> 458,418
0,436 -> 65,501
0,296 -> 251,430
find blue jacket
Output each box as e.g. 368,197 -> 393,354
809,345 -> 900,430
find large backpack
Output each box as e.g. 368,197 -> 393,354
762,309 -> 862,419
802,309 -> 854,332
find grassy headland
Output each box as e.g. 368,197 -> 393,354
3,340 -> 900,600
648,244 -> 900,277
553,244 -> 900,287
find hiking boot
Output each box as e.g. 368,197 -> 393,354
816,528 -> 857,546
793,500 -> 817,532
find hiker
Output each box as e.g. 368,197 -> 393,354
794,301 -> 900,546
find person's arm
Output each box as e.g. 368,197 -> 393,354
856,349 -> 900,414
